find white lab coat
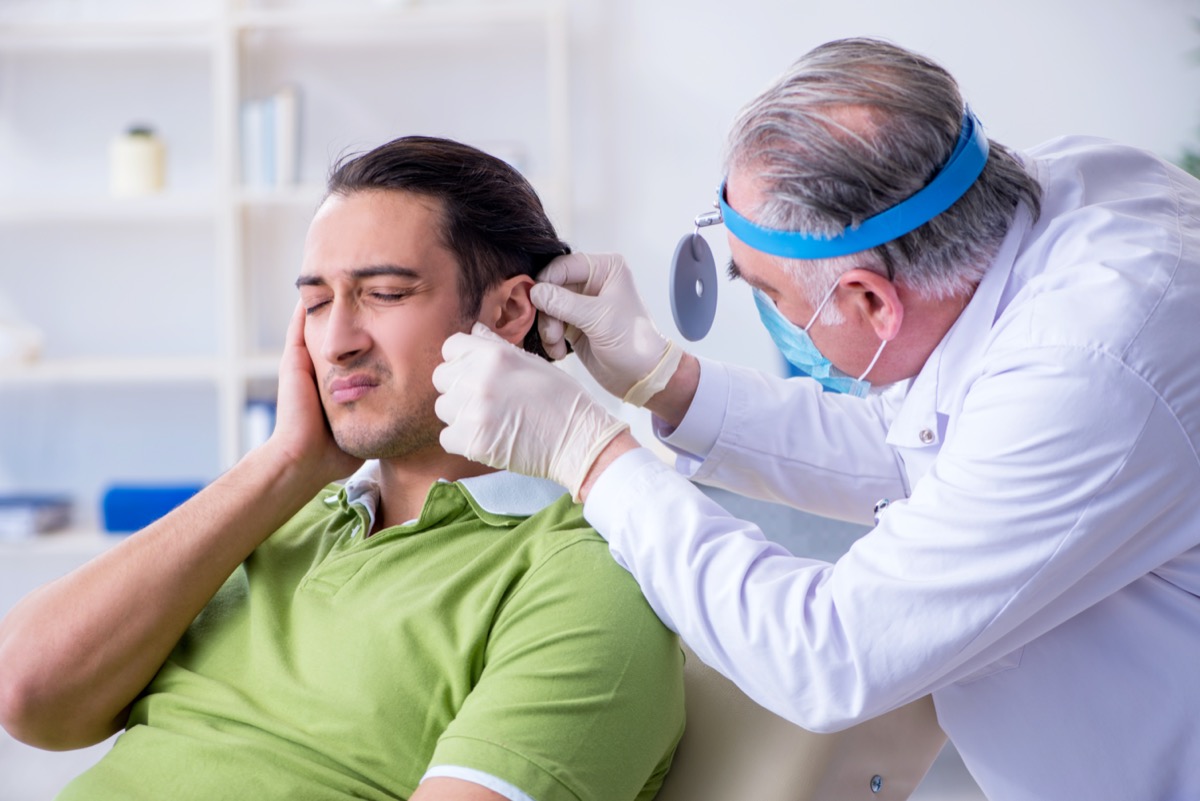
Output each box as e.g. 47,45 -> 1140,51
586,136 -> 1200,801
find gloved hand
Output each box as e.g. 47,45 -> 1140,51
534,252 -> 683,407
433,324 -> 630,501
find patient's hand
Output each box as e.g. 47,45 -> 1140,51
270,302 -> 362,487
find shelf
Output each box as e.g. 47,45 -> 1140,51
1,356 -> 289,386
242,354 -> 284,380
0,528 -> 124,558
0,19 -> 216,52
0,195 -> 217,224
235,2 -> 554,32
3,357 -> 226,386
0,3 -> 557,50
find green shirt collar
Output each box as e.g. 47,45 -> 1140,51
339,460 -> 568,531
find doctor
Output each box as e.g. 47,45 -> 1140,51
433,38 -> 1200,800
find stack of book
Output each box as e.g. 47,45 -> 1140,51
0,494 -> 71,541
240,85 -> 301,190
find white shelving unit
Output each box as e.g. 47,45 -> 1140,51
0,0 -> 571,552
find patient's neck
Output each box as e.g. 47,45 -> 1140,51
371,447 -> 497,533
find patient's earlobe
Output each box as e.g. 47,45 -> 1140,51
481,275 -> 537,348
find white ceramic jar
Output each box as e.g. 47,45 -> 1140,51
109,126 -> 166,197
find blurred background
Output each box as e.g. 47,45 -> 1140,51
1,0 -> 1196,797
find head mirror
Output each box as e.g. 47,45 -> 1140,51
670,231 -> 718,341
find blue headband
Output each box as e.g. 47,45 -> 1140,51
718,109 -> 989,259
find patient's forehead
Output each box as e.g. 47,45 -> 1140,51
299,189 -> 459,285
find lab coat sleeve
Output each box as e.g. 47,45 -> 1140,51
655,357 -> 909,525
586,344 -> 1199,731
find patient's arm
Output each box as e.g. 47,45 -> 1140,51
0,304 -> 361,750
410,778 -> 508,801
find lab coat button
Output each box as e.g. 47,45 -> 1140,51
873,499 -> 890,525
870,774 -> 883,793
918,427 -> 936,444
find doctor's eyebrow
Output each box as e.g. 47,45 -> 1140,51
295,265 -> 422,288
727,259 -> 779,295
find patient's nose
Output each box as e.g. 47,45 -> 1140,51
321,299 -> 371,363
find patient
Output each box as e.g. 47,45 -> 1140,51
0,136 -> 685,801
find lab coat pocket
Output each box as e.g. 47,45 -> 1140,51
954,646 -> 1025,685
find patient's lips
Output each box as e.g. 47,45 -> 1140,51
328,374 -> 378,404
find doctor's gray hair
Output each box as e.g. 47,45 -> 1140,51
723,37 -> 1041,321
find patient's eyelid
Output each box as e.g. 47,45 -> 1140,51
369,289 -> 411,302
361,278 -> 418,302
298,287 -> 332,315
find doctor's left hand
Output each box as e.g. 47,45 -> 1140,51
434,323 -> 630,500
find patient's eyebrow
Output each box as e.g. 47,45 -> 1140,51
295,265 -> 422,288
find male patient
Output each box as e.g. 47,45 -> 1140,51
0,136 -> 685,801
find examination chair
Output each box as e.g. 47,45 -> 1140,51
654,644 -> 947,801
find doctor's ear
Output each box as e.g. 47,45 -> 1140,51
839,268 -> 904,342
478,275 -> 538,350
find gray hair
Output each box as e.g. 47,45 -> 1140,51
723,38 -> 1041,323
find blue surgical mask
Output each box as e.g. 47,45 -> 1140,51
751,282 -> 886,398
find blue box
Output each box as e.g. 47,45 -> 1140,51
101,484 -> 204,534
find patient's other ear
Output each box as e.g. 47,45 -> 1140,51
479,275 -> 537,348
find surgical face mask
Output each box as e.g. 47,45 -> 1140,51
751,281 -> 886,398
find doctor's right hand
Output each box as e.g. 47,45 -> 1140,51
534,253 -> 683,407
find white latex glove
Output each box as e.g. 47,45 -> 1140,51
534,252 -> 683,407
433,323 -> 630,501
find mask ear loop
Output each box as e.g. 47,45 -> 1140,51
857,339 -> 887,382
806,277 -> 889,382
804,280 -> 842,331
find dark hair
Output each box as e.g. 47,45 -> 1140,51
326,135 -> 569,359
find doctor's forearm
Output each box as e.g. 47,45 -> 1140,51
642,352 -> 700,429
576,354 -> 698,501
578,431 -> 640,504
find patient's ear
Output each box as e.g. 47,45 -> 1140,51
479,275 -> 537,348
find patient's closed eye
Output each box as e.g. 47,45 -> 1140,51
369,290 -> 411,302
302,295 -> 332,314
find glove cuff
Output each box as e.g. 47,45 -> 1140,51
622,340 -> 684,407
567,418 -> 630,503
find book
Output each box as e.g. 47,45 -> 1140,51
0,495 -> 72,540
240,85 -> 301,189
240,98 -> 266,188
273,84 -> 299,186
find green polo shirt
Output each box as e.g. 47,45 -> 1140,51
58,468 -> 684,801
